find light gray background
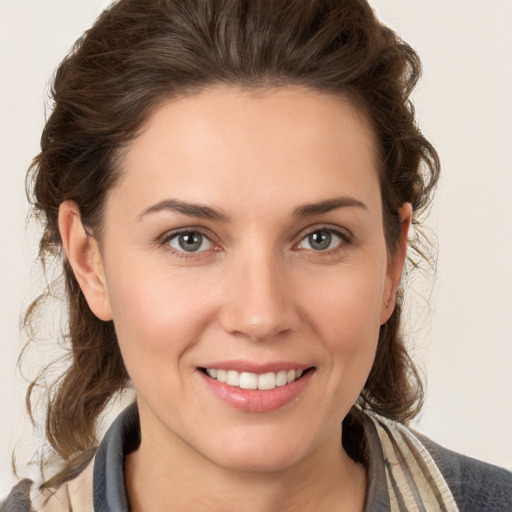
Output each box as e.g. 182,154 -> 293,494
1,0 -> 511,493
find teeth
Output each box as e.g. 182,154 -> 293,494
205,368 -> 306,390
276,370 -> 287,386
239,372 -> 258,390
226,370 -> 240,386
258,372 -> 276,390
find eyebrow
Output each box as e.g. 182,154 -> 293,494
137,199 -> 231,222
293,196 -> 368,218
137,195 -> 367,222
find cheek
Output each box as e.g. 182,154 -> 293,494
300,264 -> 385,393
303,263 -> 386,341
104,263 -> 218,379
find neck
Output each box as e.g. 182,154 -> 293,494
125,418 -> 366,512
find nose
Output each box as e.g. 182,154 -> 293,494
219,252 -> 300,342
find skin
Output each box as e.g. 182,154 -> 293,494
59,86 -> 411,511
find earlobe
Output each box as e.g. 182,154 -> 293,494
380,202 -> 412,324
58,201 -> 113,321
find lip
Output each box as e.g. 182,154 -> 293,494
196,361 -> 315,413
199,359 -> 312,374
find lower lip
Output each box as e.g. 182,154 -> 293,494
198,369 -> 314,413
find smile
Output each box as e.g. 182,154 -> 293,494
198,364 -> 315,412
204,368 -> 306,390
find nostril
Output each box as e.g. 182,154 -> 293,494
218,277 -> 301,341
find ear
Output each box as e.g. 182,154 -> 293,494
58,201 -> 113,321
380,202 -> 412,325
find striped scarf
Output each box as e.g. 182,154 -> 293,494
366,410 -> 459,512
3,408 -> 463,511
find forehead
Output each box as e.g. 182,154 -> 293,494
112,86 -> 381,219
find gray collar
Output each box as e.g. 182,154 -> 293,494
92,403 -> 389,511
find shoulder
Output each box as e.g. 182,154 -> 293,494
2,404 -> 138,512
1,457 -> 94,512
361,408 -> 512,511
417,432 -> 512,512
1,479 -> 33,512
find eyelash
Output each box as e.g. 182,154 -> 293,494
159,228 -> 218,259
158,225 -> 352,260
294,226 -> 352,255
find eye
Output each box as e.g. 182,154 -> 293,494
296,229 -> 345,251
166,231 -> 214,253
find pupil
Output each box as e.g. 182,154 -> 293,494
309,231 -> 331,250
179,232 -> 202,252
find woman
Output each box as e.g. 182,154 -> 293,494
2,0 -> 511,510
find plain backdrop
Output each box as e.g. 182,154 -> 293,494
1,0 -> 511,494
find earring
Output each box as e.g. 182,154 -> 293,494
385,300 -> 390,308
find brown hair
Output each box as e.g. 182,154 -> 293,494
26,0 -> 439,476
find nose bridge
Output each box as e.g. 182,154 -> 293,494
220,244 -> 298,341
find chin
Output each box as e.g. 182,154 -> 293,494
209,447 -> 305,474
191,425 -> 321,474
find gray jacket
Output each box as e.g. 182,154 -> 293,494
2,405 -> 512,511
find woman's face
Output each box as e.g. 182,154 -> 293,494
74,87 -> 405,472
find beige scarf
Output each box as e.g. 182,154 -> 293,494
366,410 -> 460,512
15,410 -> 461,511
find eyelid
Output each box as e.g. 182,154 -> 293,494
158,225 -> 215,242
158,226 -> 221,255
293,224 -> 353,247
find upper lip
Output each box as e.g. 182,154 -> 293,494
198,360 -> 313,374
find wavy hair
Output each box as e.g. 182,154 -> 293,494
24,0 -> 439,481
